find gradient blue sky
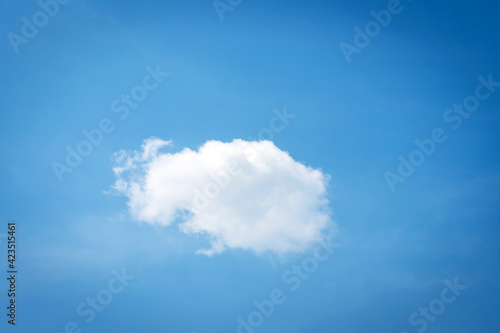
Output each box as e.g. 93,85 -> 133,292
1,0 -> 500,332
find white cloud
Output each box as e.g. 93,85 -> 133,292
110,138 -> 333,256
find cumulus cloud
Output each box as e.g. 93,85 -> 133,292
110,137 -> 333,256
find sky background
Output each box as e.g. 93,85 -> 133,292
1,0 -> 500,332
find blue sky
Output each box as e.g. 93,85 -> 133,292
1,0 -> 500,332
